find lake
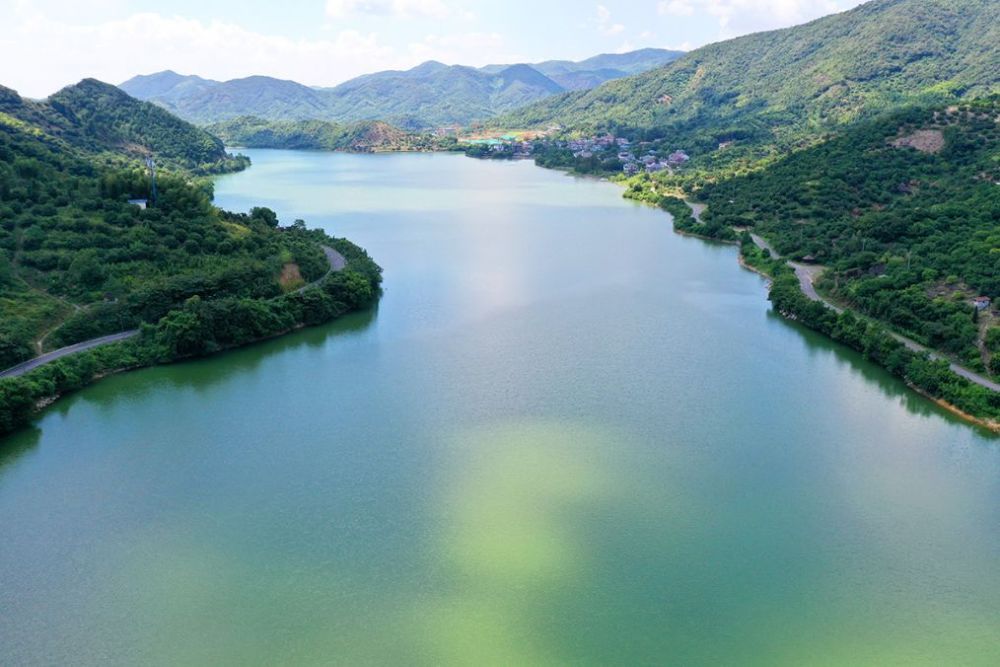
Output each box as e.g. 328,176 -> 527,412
1,151 -> 998,665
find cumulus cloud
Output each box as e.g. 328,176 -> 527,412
0,6 -> 517,97
596,4 -> 625,36
1,11 -> 400,97
658,1 -> 695,17
325,0 -> 452,19
659,0 -> 863,37
408,31 -> 510,64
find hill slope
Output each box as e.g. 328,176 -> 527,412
0,79 -> 244,173
499,0 -> 999,148
321,63 -> 565,129
699,99 -> 999,366
483,48 -> 684,90
122,74 -> 331,125
206,116 -> 449,152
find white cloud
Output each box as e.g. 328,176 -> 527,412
658,0 -> 863,38
407,31 -> 510,65
2,10 -> 398,97
596,4 -> 625,36
658,1 -> 695,17
0,7 -> 519,97
325,0 -> 452,19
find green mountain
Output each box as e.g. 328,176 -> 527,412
206,117 -> 451,152
118,49 -> 685,129
483,48 -> 685,90
122,74 -> 330,125
114,70 -> 216,101
498,0 -> 999,149
320,63 -> 566,129
0,79 -> 244,173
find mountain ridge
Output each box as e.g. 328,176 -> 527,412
0,78 -> 244,172
119,48 -> 685,128
496,0 -> 998,152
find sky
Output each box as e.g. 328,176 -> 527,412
1,0 -> 867,98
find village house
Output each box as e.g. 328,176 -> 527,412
974,296 -> 991,311
667,150 -> 690,166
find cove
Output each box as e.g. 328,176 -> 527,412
1,151 -> 998,665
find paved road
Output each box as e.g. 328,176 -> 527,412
0,330 -> 140,379
295,246 -> 346,294
747,233 -> 1000,392
686,201 -> 707,223
1,246 -> 348,380
750,233 -> 840,310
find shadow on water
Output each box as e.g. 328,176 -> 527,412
103,304 -> 377,398
0,427 -> 42,475
766,310 -> 999,440
0,306 -> 379,455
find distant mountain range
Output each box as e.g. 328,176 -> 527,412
0,78 -> 242,172
119,49 -> 684,129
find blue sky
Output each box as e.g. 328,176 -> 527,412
1,0 -> 866,98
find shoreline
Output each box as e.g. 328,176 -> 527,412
671,199 -> 999,434
0,238 -> 382,440
606,184 -> 998,434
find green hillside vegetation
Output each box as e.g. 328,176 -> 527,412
0,109 -> 381,396
702,101 -> 999,373
206,116 -> 456,152
0,79 -> 247,174
498,0 -> 998,164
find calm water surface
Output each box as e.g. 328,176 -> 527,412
1,151 -> 998,665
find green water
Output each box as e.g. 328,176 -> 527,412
1,151 -> 998,666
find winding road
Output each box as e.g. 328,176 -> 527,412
0,331 -> 141,379
296,246 -> 346,293
745,231 -> 1000,393
0,246 -> 347,380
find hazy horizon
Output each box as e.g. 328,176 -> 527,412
3,0 -> 866,98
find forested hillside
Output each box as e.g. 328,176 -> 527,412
0,107 -> 381,373
206,117 -> 454,152
0,79 -> 246,173
499,0 -> 998,160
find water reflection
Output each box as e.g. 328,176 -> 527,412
0,427 -> 41,473
766,310 -> 1000,439
0,306 -> 379,468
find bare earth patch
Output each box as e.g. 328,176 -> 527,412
891,129 -> 945,154
279,263 -> 304,290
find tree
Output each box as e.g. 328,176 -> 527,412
250,206 -> 279,228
